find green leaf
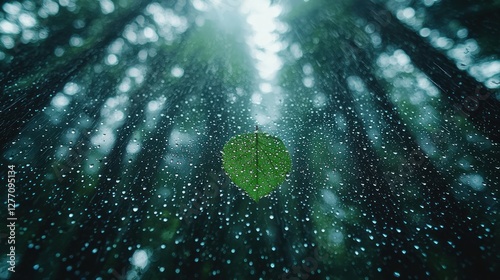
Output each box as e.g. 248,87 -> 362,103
222,129 -> 292,201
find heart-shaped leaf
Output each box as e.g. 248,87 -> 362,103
222,130 -> 292,201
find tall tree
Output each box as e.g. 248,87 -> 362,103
357,0 -> 500,142
0,1 -> 153,152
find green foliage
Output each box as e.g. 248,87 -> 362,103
222,129 -> 292,201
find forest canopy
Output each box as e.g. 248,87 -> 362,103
0,0 -> 499,279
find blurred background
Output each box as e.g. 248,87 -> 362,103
0,0 -> 499,279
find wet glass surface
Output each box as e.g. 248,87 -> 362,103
1,0 -> 499,279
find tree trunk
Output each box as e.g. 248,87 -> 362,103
322,70 -> 428,278
353,42 -> 496,279
0,0 -> 153,152
358,0 -> 500,143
